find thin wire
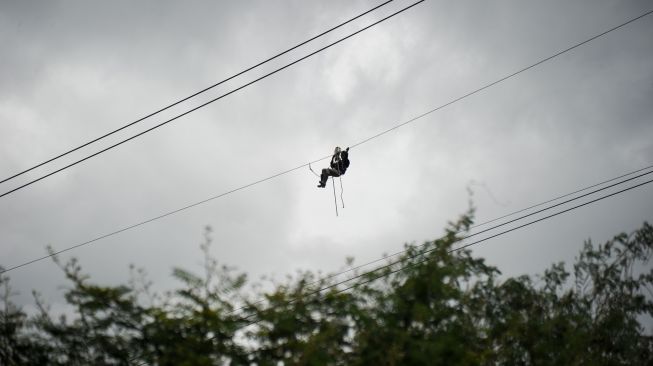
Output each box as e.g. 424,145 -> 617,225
306,166 -> 653,284
242,169 -> 653,314
332,176 -> 339,216
157,165 -> 653,337
2,6 -> 651,274
0,0 -> 396,186
339,175 -> 345,208
348,9 -> 653,149
132,177 -> 653,365
253,177 -> 653,320
0,155 -> 328,274
472,164 -> 653,229
328,177 -> 653,295
0,0 -> 425,200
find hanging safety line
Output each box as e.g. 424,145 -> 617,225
339,175 -> 345,208
311,162 -> 343,216
312,148 -> 347,216
332,177 -> 338,216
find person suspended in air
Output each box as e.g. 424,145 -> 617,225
317,146 -> 350,188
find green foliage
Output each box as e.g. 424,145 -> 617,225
1,219 -> 652,365
0,271 -> 53,365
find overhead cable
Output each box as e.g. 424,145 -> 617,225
243,177 -> 653,325
2,7 -> 651,273
226,169 -> 653,322
2,162 -> 651,281
132,177 -> 653,365
348,8 -> 653,149
0,0 -> 424,199
307,166 -> 653,284
0,0 -> 396,186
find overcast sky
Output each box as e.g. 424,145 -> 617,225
1,0 -> 652,316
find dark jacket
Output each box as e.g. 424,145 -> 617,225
330,149 -> 350,174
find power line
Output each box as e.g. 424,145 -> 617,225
132,176 -> 653,365
128,164 -> 652,359
317,178 -> 653,304
247,177 -> 653,324
2,7 -> 651,274
471,165 -> 653,229
0,157 -> 330,274
186,165 -> 653,332
348,8 -> 653,149
250,171 -> 653,311
302,165 -> 653,287
0,0 -> 424,199
0,0 -> 396,186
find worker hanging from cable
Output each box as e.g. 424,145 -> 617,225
317,146 -> 350,188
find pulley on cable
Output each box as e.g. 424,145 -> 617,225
310,146 -> 350,216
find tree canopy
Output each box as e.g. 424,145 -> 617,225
2,213 -> 652,365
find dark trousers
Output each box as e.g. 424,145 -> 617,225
320,168 -> 340,186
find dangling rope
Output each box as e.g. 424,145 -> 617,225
331,176 -> 338,216
310,161 -> 342,216
339,175 -> 345,208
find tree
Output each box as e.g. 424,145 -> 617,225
0,269 -> 53,365
1,216 -> 651,365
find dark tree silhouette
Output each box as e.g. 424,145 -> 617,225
1,216 -> 651,365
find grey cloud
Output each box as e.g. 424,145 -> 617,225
1,0 -> 651,314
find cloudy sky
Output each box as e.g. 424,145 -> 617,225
1,0 -> 652,315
